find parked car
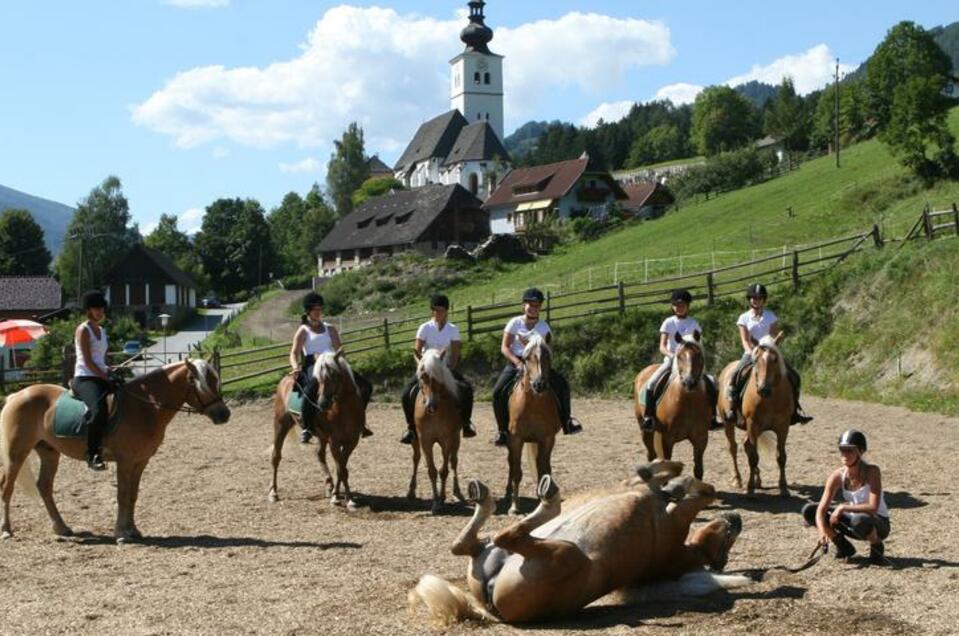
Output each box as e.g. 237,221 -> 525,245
122,341 -> 142,356
201,296 -> 223,309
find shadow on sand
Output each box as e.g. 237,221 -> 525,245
63,532 -> 362,550
359,493 -> 473,517
714,486 -> 927,516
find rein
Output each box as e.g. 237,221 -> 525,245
118,375 -> 221,415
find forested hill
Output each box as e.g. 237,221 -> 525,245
0,183 -> 73,253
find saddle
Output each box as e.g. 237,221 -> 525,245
286,390 -> 305,417
638,370 -> 675,408
53,390 -> 122,439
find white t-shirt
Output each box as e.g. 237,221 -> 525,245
416,319 -> 461,351
660,316 -> 701,355
301,323 -> 334,356
505,315 -> 551,358
74,323 -> 108,378
736,309 -> 779,343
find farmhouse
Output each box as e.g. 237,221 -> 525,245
103,243 -> 198,324
317,184 -> 488,276
0,276 -> 62,321
620,181 -> 676,220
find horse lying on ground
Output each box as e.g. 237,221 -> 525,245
409,461 -> 748,625
0,360 -> 230,543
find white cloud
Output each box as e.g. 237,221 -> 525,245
165,0 -> 229,8
725,44 -> 854,95
653,82 -> 704,105
580,100 -> 635,128
132,6 -> 674,154
179,207 -> 204,234
279,157 -> 321,174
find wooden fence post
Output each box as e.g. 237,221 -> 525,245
706,272 -> 715,306
382,317 -> 390,350
466,305 -> 473,341
791,251 -> 800,289
953,202 -> 959,237
871,224 -> 883,248
923,206 -> 933,240
212,347 -> 221,378
546,291 -> 552,323
617,281 -> 625,315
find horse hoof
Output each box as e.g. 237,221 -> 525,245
54,526 -> 74,538
430,502 -> 443,516
1,530 -> 12,540
347,499 -> 359,511
268,491 -> 279,503
537,475 -> 559,501
779,489 -> 790,499
331,496 -> 343,507
467,480 -> 489,504
508,504 -> 521,516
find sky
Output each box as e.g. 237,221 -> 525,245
0,1 -> 956,236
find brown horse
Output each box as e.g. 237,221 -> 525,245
409,461 -> 747,625
505,333 -> 561,515
407,349 -> 464,514
269,351 -> 365,509
717,334 -> 794,496
633,331 -> 711,479
0,360 -> 230,542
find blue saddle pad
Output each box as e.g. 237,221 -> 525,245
286,390 -> 304,416
52,391 -> 120,439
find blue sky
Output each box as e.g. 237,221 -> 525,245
0,1 -> 955,235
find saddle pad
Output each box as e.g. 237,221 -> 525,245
639,372 -> 673,407
286,390 -> 304,416
52,391 -> 120,439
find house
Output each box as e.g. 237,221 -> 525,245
755,135 -> 785,163
367,155 -> 394,179
0,276 -> 62,321
103,243 -> 198,325
317,183 -> 488,276
620,181 -> 676,220
484,156 -> 628,234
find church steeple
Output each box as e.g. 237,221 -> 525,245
460,0 -> 493,54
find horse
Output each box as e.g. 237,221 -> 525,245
406,348 -> 465,514
505,333 -> 561,516
0,359 -> 230,543
633,331 -> 712,479
269,350 -> 365,509
408,461 -> 747,625
717,334 -> 794,496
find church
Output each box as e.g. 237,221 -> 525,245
393,0 -> 512,201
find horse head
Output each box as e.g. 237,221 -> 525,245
522,334 -> 552,394
688,511 -> 742,571
672,331 -> 704,390
314,350 -> 348,412
752,334 -> 786,398
184,359 -> 231,424
417,348 -> 457,415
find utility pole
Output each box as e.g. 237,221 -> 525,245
835,57 -> 841,169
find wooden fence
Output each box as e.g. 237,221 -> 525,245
902,203 -> 959,242
215,224 -> 883,388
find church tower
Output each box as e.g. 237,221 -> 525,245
449,1 -> 504,141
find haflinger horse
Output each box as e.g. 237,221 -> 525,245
633,331 -> 712,479
505,333 -> 561,516
409,461 -> 747,625
717,333 -> 794,496
0,359 -> 230,543
270,350 -> 365,509
407,348 -> 465,514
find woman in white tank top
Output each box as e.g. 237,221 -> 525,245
288,292 -> 373,442
73,291 -> 115,471
801,429 -> 890,565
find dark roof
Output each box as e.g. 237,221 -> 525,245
318,184 -> 483,252
0,276 -> 62,310
394,110 -> 469,173
105,243 -> 198,289
621,182 -> 675,211
485,158 -> 627,208
443,121 -> 511,166
367,155 -> 393,175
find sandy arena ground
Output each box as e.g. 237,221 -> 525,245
1,395 -> 957,635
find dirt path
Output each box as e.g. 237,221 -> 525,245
1,396 -> 957,635
238,290 -> 302,342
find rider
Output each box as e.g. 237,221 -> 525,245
724,283 -> 812,425
73,290 -> 116,471
289,292 -> 373,443
802,429 -> 890,565
490,288 -> 583,447
399,294 -> 477,444
640,289 -> 719,432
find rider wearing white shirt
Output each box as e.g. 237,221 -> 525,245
490,288 -> 582,447
73,290 -> 117,471
399,294 -> 476,444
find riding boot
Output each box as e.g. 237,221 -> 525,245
832,534 -> 856,559
704,375 -> 723,430
400,378 -> 417,444
86,451 -> 106,471
869,541 -> 889,566
492,430 -> 509,446
400,426 -> 416,445
724,379 -> 740,421
562,417 -> 583,435
300,388 -> 317,444
641,387 -> 657,432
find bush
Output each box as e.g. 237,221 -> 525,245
280,273 -> 313,290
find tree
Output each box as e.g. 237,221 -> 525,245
763,77 -> 809,151
326,123 -> 370,217
880,76 -> 958,179
691,86 -> 759,156
194,198 -> 275,297
54,176 -> 140,301
0,209 -> 52,275
351,176 -> 405,207
627,124 -> 688,167
302,185 -> 336,269
145,214 -> 207,290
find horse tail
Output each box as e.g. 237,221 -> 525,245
524,442 -> 538,477
756,430 -> 778,468
408,574 -> 497,625
0,391 -> 42,503
619,569 -> 752,604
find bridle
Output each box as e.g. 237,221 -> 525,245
118,365 -> 225,416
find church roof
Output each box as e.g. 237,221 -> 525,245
443,121 -> 511,166
394,110 -> 469,174
317,184 -> 484,252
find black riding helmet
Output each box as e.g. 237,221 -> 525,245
671,289 -> 692,304
82,290 -> 108,311
522,288 -> 545,303
746,283 -> 768,300
430,294 -> 450,309
838,429 -> 867,453
302,292 -> 324,311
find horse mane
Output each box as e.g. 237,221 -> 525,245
417,349 -> 459,399
313,352 -> 361,398
753,335 -> 787,377
522,333 -> 551,360
671,335 -> 703,375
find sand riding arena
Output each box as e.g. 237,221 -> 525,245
1,395 -> 957,635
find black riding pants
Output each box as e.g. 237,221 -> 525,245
801,502 -> 890,541
401,370 -> 474,428
491,364 -> 571,433
74,376 -> 112,456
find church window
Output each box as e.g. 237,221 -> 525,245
474,71 -> 481,84
484,72 -> 491,84
469,173 -> 479,194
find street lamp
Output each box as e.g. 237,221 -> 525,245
159,313 -> 171,364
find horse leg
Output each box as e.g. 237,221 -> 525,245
642,431 -> 657,462
338,441 -> 358,510
269,414 -> 293,502
507,439 -> 524,516
725,422 -> 743,489
407,437 -> 421,500
437,444 -> 451,513
0,452 -> 27,540
692,434 -> 706,481
535,437 -> 555,483
776,429 -> 789,498
115,459 -> 144,543
743,434 -> 759,495
424,441 -> 441,515
316,436 -> 334,498
450,436 -> 464,502
451,480 -> 494,557
33,444 -> 72,537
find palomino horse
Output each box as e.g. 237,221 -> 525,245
633,331 -> 711,479
0,360 -> 230,542
407,349 -> 464,514
505,333 -> 560,515
717,334 -> 794,496
409,461 -> 746,625
269,351 -> 365,508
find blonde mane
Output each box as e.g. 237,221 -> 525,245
671,334 -> 703,375
313,352 -> 361,398
522,332 -> 550,360
417,349 -> 459,398
753,335 -> 787,377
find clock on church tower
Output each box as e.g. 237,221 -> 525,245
449,0 -> 505,141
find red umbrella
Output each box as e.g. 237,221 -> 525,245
0,320 -> 48,347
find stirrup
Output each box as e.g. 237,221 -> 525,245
86,452 -> 106,472
563,417 -> 583,435
462,421 -> 477,438
299,428 -> 313,444
792,412 -> 814,425
492,431 -> 508,447
399,429 -> 416,445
